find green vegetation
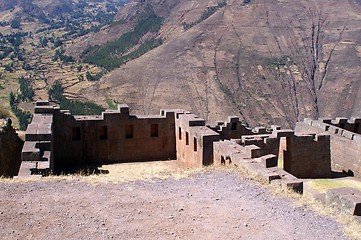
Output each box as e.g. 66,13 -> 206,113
6,77 -> 34,129
48,80 -> 104,115
0,106 -> 11,119
106,99 -> 118,110
120,38 -> 163,63
86,71 -> 104,81
9,92 -> 32,130
0,0 -> 128,128
10,19 -> 21,29
11,106 -> 32,130
310,179 -> 361,193
52,49 -> 74,63
83,7 -> 164,70
18,77 -> 34,102
4,63 -> 13,72
80,45 -> 99,59
267,56 -> 294,69
183,2 -> 227,30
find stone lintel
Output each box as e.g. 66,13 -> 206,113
36,100 -> 50,106
272,129 -> 294,138
271,125 -> 281,131
332,117 -> 348,125
253,126 -> 267,134
178,114 -> 206,127
34,105 -> 54,114
318,117 -> 332,123
349,117 -> 361,124
226,116 -> 240,123
117,104 -> 129,115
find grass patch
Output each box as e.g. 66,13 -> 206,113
106,99 -> 118,110
182,2 -> 227,30
309,179 -> 361,193
0,106 -> 11,118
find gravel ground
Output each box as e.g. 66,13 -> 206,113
0,170 -> 354,240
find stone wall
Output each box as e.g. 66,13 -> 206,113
296,118 -> 361,178
21,101 -> 352,181
0,118 -> 23,177
321,117 -> 361,134
175,113 -> 219,167
52,104 -> 177,171
214,128 -> 332,179
208,116 -> 254,140
282,134 -> 332,178
213,140 -> 303,192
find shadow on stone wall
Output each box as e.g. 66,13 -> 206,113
0,119 -> 24,177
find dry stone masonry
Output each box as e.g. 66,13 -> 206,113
0,118 -> 23,177
296,118 -> 361,178
18,101 -> 361,216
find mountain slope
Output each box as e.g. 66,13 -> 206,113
81,0 -> 361,127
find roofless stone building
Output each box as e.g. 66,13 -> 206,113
19,100 -> 361,216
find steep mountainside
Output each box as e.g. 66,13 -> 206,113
0,0 -> 128,129
80,0 -> 361,127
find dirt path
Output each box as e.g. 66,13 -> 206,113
0,170 -> 354,240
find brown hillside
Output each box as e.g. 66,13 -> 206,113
82,0 -> 361,127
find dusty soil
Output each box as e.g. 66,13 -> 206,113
0,167 -> 355,240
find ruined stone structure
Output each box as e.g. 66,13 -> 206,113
20,101 -> 348,178
296,118 -> 361,178
0,118 -> 23,177
18,101 -> 361,216
22,101 -> 178,173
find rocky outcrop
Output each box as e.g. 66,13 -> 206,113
0,118 -> 24,177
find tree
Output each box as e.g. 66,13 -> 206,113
9,92 -> 15,106
18,77 -> 34,101
10,19 -> 21,29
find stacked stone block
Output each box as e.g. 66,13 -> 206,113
176,113 -> 219,167
296,118 -> 361,178
19,101 -> 54,176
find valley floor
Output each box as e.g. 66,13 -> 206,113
0,164 -> 355,240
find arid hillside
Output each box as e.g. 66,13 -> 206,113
0,0 -> 127,129
81,0 -> 361,127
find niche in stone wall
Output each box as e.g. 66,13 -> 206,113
99,126 -> 108,140
151,124 -> 158,138
72,127 -> 81,141
126,125 -> 134,139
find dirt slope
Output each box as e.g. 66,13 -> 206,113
0,170 -> 354,239
82,0 -> 361,127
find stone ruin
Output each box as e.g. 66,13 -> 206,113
18,100 -> 361,216
0,118 -> 23,177
296,117 -> 361,178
